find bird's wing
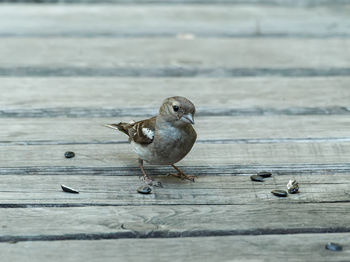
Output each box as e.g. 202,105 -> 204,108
105,117 -> 156,145
128,117 -> 156,144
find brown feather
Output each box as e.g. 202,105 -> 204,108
105,117 -> 156,145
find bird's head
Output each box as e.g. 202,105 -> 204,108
159,96 -> 196,125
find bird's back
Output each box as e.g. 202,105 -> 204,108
105,117 -> 156,144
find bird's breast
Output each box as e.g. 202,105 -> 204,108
131,124 -> 196,165
151,125 -> 196,164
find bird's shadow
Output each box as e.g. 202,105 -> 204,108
152,174 -> 197,186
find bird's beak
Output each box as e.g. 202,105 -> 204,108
180,113 -> 195,124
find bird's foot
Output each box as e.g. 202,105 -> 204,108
168,172 -> 197,182
140,176 -> 163,187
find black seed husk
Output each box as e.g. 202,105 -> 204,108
137,186 -> 152,194
271,189 -> 288,197
61,184 -> 79,194
288,187 -> 299,194
250,175 -> 264,182
325,242 -> 343,251
257,171 -> 272,178
64,151 -> 75,158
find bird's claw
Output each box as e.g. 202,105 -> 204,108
168,173 -> 197,182
153,181 -> 163,187
140,176 -> 163,187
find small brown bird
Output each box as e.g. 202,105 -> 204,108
105,96 -> 197,186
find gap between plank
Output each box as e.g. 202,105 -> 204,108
1,227 -> 350,243
1,137 -> 350,146
1,106 -> 349,118
0,200 -> 349,209
1,33 -> 350,38
1,67 -> 350,77
1,163 -> 350,176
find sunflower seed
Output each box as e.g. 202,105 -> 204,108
257,171 -> 272,178
61,184 -> 79,194
271,189 -> 288,197
250,175 -> 264,182
137,185 -> 152,194
325,242 -> 343,251
64,151 -> 75,158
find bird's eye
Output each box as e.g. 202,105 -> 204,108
173,105 -> 179,112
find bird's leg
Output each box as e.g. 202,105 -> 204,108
138,159 -> 162,187
168,164 -> 197,182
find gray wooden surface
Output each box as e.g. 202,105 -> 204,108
1,234 -> 349,262
1,3 -> 350,37
1,1 -> 350,261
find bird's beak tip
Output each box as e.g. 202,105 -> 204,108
181,114 -> 195,125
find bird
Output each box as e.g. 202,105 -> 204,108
105,96 -> 197,187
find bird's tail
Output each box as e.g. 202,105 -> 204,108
104,122 -> 130,136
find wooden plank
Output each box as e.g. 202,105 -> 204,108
1,78 -> 349,113
3,163 -> 348,176
1,0 -> 348,5
0,4 -> 349,37
2,115 -> 350,144
0,203 -> 349,238
0,39 -> 349,74
1,233 -> 349,262
0,174 -> 348,205
0,142 -> 349,168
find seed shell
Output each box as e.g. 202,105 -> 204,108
288,187 -> 299,194
287,179 -> 299,194
61,184 -> 79,194
257,171 -> 272,178
250,175 -> 264,182
137,185 -> 152,194
271,189 -> 288,197
325,242 -> 343,251
64,151 -> 75,158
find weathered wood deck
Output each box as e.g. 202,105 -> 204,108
1,0 -> 350,261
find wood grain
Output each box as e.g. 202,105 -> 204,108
0,4 -> 349,37
0,39 -> 349,71
0,142 -> 349,168
2,115 -> 350,144
0,174 -> 348,205
0,203 -> 350,238
1,78 -> 349,112
1,233 -> 349,262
